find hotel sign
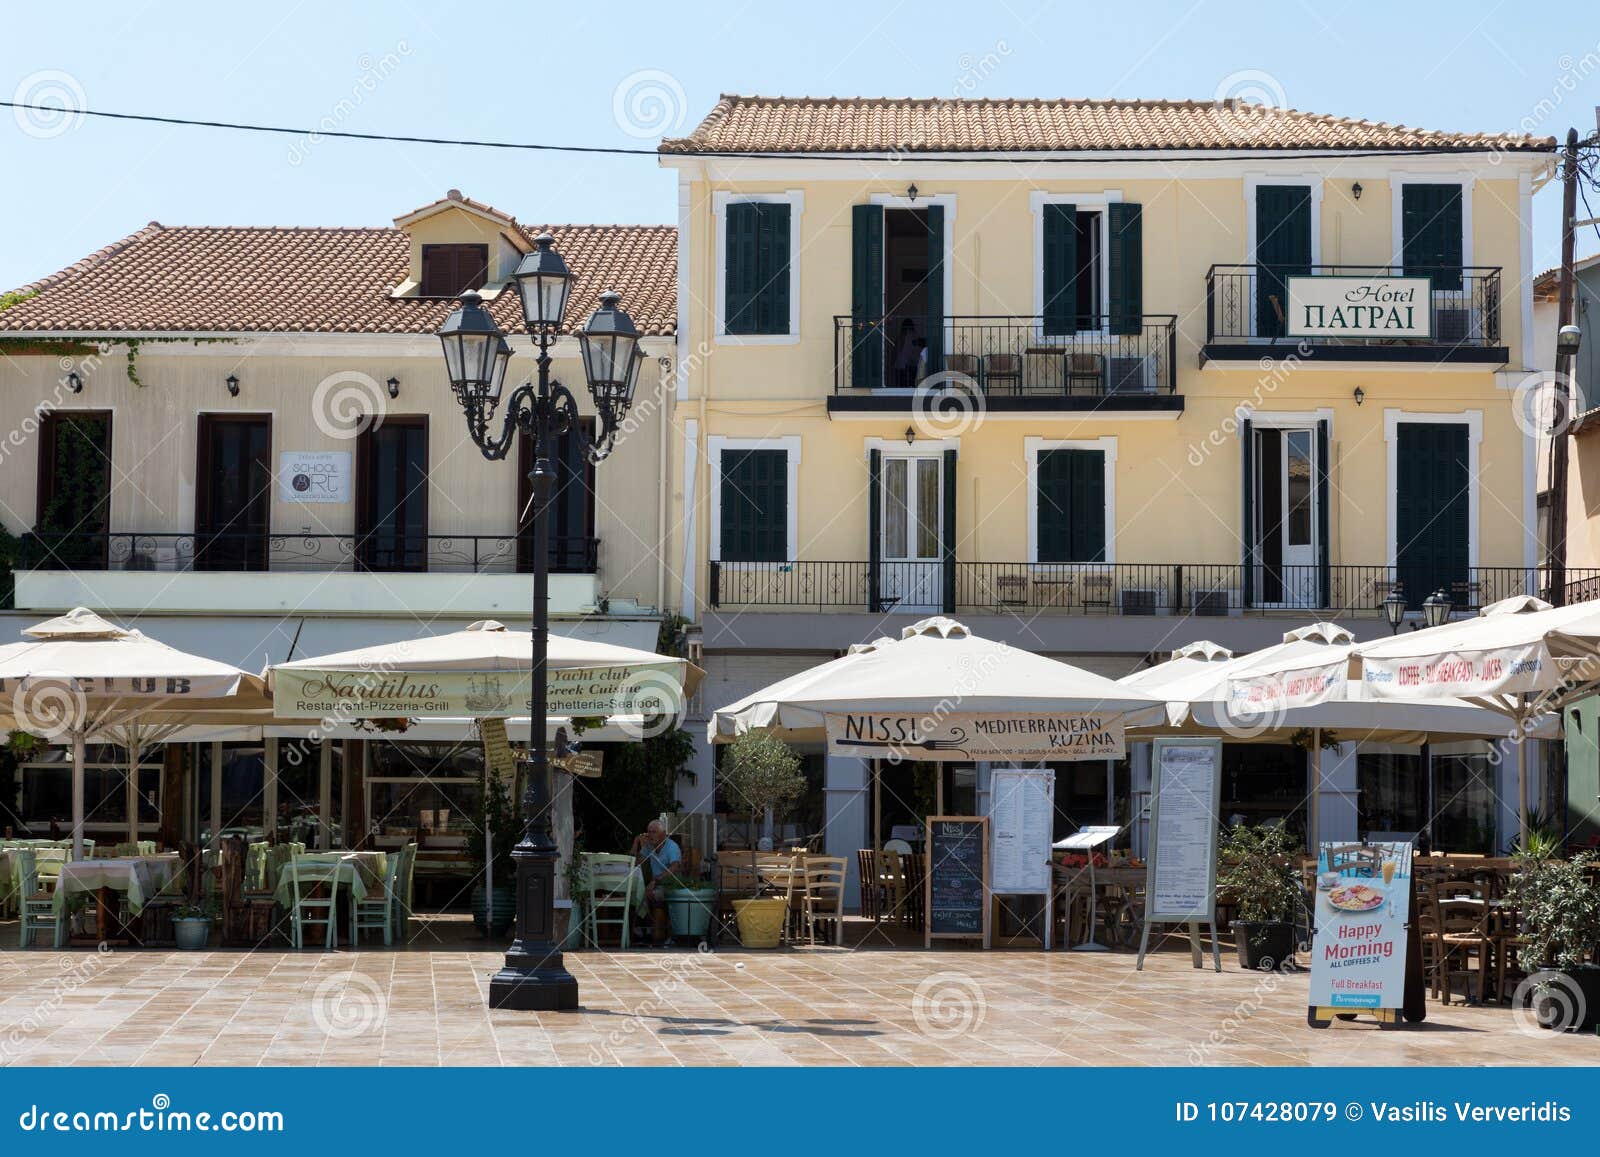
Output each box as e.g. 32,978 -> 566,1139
1286,276 -> 1432,339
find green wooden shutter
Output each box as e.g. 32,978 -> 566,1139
1395,423 -> 1469,608
1255,185 -> 1312,337
924,204 -> 945,373
1316,419 -> 1330,609
941,448 -> 957,612
1402,184 -> 1463,292
1041,203 -> 1078,336
1037,449 -> 1106,564
1241,418 -> 1254,607
720,449 -> 787,562
851,204 -> 885,389
1107,202 -> 1143,336
868,448 -> 882,610
725,202 -> 760,335
755,202 -> 791,334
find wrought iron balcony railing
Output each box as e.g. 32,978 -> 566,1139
833,314 -> 1178,403
1203,265 -> 1504,359
709,560 -> 1597,617
18,531 -> 600,576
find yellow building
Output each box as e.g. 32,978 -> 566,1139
660,96 -> 1557,861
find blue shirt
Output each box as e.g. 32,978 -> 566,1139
639,837 -> 682,880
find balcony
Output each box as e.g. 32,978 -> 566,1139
830,315 -> 1181,414
709,561 -> 1596,617
14,531 -> 603,616
1202,265 -> 1506,365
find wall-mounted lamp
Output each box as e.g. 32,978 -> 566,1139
1353,386 -> 1365,407
66,372 -> 83,394
1351,182 -> 1363,201
387,376 -> 400,399
906,184 -> 919,203
904,426 -> 916,445
225,374 -> 239,397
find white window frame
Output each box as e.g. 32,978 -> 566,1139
1383,408 -> 1482,572
1030,191 -> 1121,336
712,190 -> 804,345
707,435 -> 801,563
1243,175 -> 1324,340
1024,435 -> 1117,564
1390,174 -> 1474,270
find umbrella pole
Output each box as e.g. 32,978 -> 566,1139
1516,714 -> 1530,851
127,725 -> 141,847
71,729 -> 86,861
1310,728 -> 1321,852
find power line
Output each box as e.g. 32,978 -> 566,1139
0,99 -> 1574,163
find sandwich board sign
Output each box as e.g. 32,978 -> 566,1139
1307,840 -> 1424,1029
986,767 -> 1055,949
1137,738 -> 1222,972
925,816 -> 989,947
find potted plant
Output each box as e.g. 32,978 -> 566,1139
718,731 -> 808,947
655,869 -> 716,939
172,899 -> 216,950
467,769 -> 519,938
1218,822 -> 1307,971
1505,850 -> 1600,1031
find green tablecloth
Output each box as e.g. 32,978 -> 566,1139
52,856 -> 181,918
272,860 -> 371,909
293,851 -> 386,891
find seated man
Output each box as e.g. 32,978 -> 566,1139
630,820 -> 683,945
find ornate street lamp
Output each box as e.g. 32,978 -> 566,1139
1382,583 -> 1408,634
1422,588 -> 1454,630
437,232 -> 642,1011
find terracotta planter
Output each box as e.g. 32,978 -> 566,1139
732,897 -> 787,948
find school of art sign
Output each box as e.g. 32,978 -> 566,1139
272,662 -> 684,720
824,711 -> 1124,762
1286,276 -> 1432,339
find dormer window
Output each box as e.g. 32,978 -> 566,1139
421,243 -> 489,298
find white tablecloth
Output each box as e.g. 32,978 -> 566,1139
53,856 -> 181,918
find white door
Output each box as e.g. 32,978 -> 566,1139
879,454 -> 943,611
1279,428 -> 1319,607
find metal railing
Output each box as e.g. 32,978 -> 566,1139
18,531 -> 600,575
709,560 -> 1599,616
1204,265 -> 1502,348
833,314 -> 1178,397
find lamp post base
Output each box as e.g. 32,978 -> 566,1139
488,960 -> 580,1011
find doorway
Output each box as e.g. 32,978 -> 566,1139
878,451 -> 944,611
1251,425 -> 1320,607
195,414 -> 271,571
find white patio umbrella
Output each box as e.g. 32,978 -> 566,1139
0,607 -> 265,859
709,615 -> 1164,743
1350,595 -> 1600,845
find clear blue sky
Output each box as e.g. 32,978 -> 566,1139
3,0 -> 1596,290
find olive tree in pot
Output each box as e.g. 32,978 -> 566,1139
1504,850 -> 1600,1031
1218,822 -> 1308,971
719,731 -> 808,947
467,769 -> 519,938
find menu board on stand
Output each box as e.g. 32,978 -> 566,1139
1136,738 -> 1223,973
925,816 -> 989,947
987,767 -> 1056,950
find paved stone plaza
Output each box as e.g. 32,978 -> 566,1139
2,919 -> 1597,1067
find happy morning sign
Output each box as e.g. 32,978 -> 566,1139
1286,276 -> 1432,339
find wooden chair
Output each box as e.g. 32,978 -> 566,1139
942,352 -> 980,383
981,353 -> 1021,395
16,850 -> 61,949
801,856 -> 848,946
879,848 -> 911,927
350,850 -> 403,947
1080,572 -> 1114,614
856,849 -> 878,920
1327,845 -> 1382,877
1023,349 -> 1064,394
1066,352 -> 1106,395
113,841 -> 140,857
219,836 -> 274,947
285,855 -> 340,951
1435,896 -> 1490,1004
581,853 -> 636,949
392,843 -> 417,942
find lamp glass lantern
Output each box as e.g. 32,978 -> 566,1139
512,232 -> 573,331
1382,584 -> 1407,633
1422,588 -> 1453,629
578,290 -> 641,420
438,291 -> 512,412
1557,324 -> 1583,358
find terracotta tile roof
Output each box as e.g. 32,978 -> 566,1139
0,220 -> 676,336
661,95 -> 1555,155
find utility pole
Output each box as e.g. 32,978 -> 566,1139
1547,127 -> 1580,605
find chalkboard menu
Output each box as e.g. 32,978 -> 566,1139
924,816 -> 990,947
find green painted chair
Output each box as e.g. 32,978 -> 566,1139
580,853 -> 637,950
138,840 -> 156,856
246,842 -> 270,890
16,850 -> 62,949
113,842 -> 139,857
350,852 -> 402,947
285,855 -> 340,951
392,843 -> 418,943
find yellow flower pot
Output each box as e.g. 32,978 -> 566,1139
731,897 -> 788,948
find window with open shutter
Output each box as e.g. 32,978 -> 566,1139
725,202 -> 792,335
720,449 -> 788,562
1041,203 -> 1079,336
1107,203 -> 1143,336
1401,184 -> 1463,292
1036,449 -> 1106,563
421,244 -> 488,298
